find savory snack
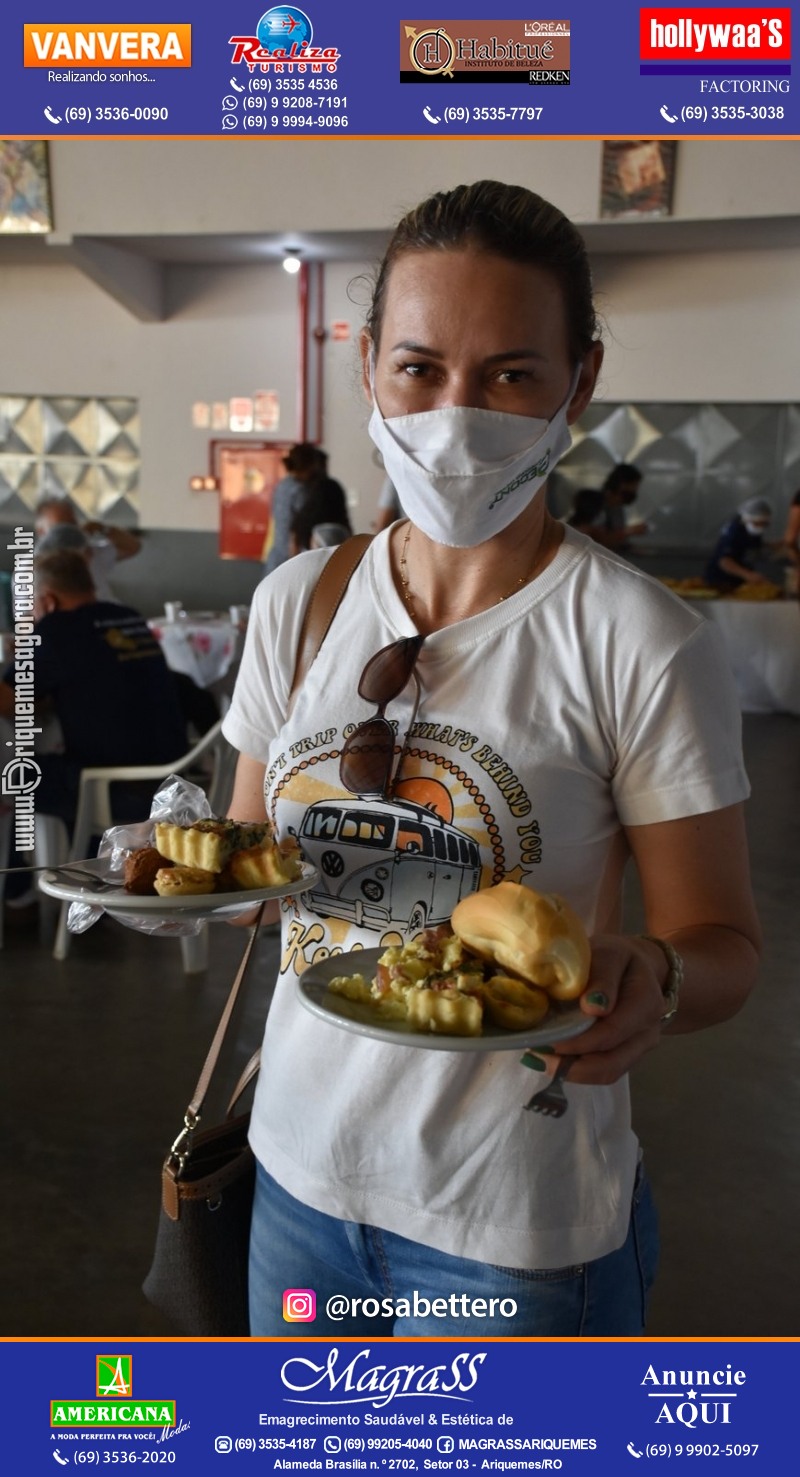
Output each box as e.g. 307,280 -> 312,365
123,818 -> 303,898
451,881 -> 591,1002
124,846 -> 171,896
153,865 -> 218,897
327,882 -> 591,1037
153,818 -> 274,874
229,837 -> 304,889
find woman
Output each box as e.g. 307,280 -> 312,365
223,180 -> 760,1337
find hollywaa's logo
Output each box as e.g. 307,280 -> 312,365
642,1361 -> 747,1428
50,1354 -> 177,1430
281,1347 -> 487,1410
229,6 -> 340,74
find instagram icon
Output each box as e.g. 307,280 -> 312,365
283,1288 -> 317,1322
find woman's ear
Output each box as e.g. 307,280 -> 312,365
567,341 -> 604,425
359,329 -> 374,404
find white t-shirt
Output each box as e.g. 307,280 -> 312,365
223,527 -> 749,1269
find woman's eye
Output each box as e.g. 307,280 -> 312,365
397,361 -> 432,378
495,368 -> 530,384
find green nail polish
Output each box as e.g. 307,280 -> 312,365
520,1052 -> 547,1071
587,990 -> 609,1008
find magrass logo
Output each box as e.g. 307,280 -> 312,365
50,1354 -> 176,1429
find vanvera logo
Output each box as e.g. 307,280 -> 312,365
281,1349 -> 487,1410
23,23 -> 192,67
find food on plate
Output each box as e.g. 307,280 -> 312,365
659,577 -> 719,600
327,882 -> 591,1036
124,846 -> 172,895
123,820 -> 303,897
451,881 -> 591,1002
730,580 -> 782,601
153,818 -> 274,874
229,837 -> 304,889
154,865 -> 217,897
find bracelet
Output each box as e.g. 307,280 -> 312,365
636,934 -> 683,1025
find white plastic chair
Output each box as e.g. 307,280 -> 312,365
33,719 -> 239,972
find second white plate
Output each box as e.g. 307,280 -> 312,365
38,857 -> 318,920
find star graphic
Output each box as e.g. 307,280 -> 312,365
686,1389 -> 698,1401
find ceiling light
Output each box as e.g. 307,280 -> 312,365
282,248 -> 302,275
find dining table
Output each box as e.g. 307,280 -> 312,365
148,611 -> 244,691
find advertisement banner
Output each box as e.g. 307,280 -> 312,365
0,6 -> 798,1477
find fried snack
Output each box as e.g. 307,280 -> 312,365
124,846 -> 172,896
731,580 -> 782,601
153,818 -> 274,874
153,865 -> 217,897
405,987 -> 483,1036
451,881 -> 591,1002
228,837 -> 303,890
482,974 -> 550,1032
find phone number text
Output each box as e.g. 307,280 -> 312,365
442,106 -> 543,123
64,107 -> 168,122
642,1444 -> 759,1458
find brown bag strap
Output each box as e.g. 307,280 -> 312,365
289,533 -> 372,707
170,536 -> 371,1162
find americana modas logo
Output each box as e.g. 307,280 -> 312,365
642,1361 -> 747,1429
229,6 -> 340,73
50,1354 -> 176,1429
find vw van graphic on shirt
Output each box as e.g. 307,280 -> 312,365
296,797 -> 481,933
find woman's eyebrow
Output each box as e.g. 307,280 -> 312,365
389,341 -> 548,363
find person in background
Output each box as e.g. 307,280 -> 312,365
264,444 -> 352,574
310,522 -> 351,549
780,489 -> 800,567
567,486 -> 605,535
35,495 -> 141,602
596,464 -> 647,553
0,551 -> 186,834
224,178 -> 759,1339
372,475 -> 404,533
705,496 -> 773,591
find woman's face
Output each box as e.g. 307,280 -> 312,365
362,247 -> 602,423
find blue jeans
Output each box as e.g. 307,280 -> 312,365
248,1162 -> 659,1337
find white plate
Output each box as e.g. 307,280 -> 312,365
38,857 -> 318,920
297,948 -> 593,1053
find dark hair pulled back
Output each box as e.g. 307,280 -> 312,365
367,179 -> 599,363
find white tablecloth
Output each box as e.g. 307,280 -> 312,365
696,599 -> 800,716
149,615 -> 240,690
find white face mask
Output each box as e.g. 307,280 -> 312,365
742,518 -> 768,537
367,363 -> 580,548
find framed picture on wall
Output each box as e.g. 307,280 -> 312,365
600,140 -> 677,219
0,141 -> 53,233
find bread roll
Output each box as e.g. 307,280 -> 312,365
450,881 -> 590,1001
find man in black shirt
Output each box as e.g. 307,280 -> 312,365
705,497 -> 773,591
0,551 -> 187,830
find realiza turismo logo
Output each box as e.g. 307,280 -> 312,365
642,1360 -> 747,1429
229,6 -> 340,74
50,1354 -> 176,1429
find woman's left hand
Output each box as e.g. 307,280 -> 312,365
540,935 -> 666,1085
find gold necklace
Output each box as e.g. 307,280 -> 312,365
398,519 -> 556,620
